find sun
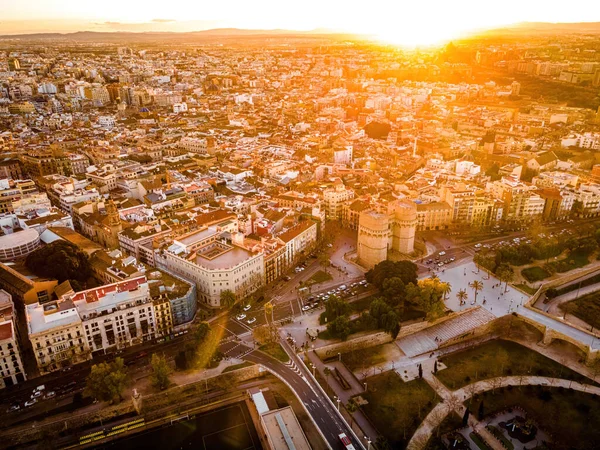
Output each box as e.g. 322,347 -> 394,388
375,24 -> 463,48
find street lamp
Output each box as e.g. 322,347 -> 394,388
364,436 -> 372,450
338,352 -> 341,362
364,382 -> 368,392
334,396 -> 341,411
310,363 -> 316,377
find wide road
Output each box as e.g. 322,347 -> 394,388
244,344 -> 364,450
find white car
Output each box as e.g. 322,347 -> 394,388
24,399 -> 37,407
439,251 -> 446,256
246,317 -> 257,325
302,305 -> 311,311
243,304 -> 251,311
474,243 -> 482,248
236,313 -> 246,321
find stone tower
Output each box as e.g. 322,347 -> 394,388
391,200 -> 417,255
356,199 -> 417,269
357,210 -> 389,269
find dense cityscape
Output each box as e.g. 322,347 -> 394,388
1,12 -> 600,450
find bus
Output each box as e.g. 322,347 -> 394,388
338,433 -> 356,450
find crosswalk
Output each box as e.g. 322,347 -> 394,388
397,307 -> 495,357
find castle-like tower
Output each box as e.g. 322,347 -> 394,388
357,199 -> 417,269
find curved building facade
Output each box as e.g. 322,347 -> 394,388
0,229 -> 40,261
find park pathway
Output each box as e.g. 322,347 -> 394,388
407,375 -> 600,450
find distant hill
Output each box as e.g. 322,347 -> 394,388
0,28 -> 343,42
2,22 -> 600,43
473,21 -> 600,38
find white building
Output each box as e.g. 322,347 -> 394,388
0,291 -> 26,388
156,227 -> 264,308
71,277 -> 157,353
27,299 -> 91,375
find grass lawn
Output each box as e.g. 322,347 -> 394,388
436,340 -> 591,390
360,371 -> 440,449
515,283 -> 537,295
469,432 -> 493,450
472,385 -> 600,449
306,270 -> 333,285
545,250 -> 590,273
340,343 -> 390,370
561,291 -> 600,330
222,361 -> 254,373
259,343 -> 289,363
521,266 -> 551,283
349,295 -> 375,313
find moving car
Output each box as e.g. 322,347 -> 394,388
24,399 -> 37,407
7,403 -> 20,413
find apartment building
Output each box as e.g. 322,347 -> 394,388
0,291 -> 26,388
71,277 -> 157,355
27,299 -> 90,374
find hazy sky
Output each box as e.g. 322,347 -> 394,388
2,0 -> 600,44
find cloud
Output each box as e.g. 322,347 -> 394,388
152,19 -> 176,23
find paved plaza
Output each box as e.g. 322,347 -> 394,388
432,261 -> 529,316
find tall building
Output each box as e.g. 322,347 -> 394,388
0,291 -> 26,388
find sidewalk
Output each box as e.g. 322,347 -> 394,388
306,350 -> 380,443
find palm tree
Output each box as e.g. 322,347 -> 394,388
456,289 -> 468,305
440,282 -> 451,301
469,280 -> 483,303
220,290 -> 236,308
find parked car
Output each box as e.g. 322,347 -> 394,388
246,317 -> 257,325
7,403 -> 20,413
243,304 -> 252,311
439,251 -> 446,256
31,390 -> 43,399
236,313 -> 246,321
302,305 -> 311,312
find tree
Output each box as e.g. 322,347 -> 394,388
194,322 -> 211,344
434,360 -> 438,374
345,400 -> 358,428
382,277 -> 406,307
25,240 -> 91,284
253,324 -> 276,344
496,263 -> 514,293
84,358 -> 128,403
469,280 -> 484,303
327,315 -> 351,341
405,278 -> 446,320
322,295 -> 349,323
150,354 -> 171,390
220,290 -> 236,308
418,363 -> 423,379
366,260 -> 418,289
264,301 -> 274,324
462,408 -> 470,426
456,289 -> 468,305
